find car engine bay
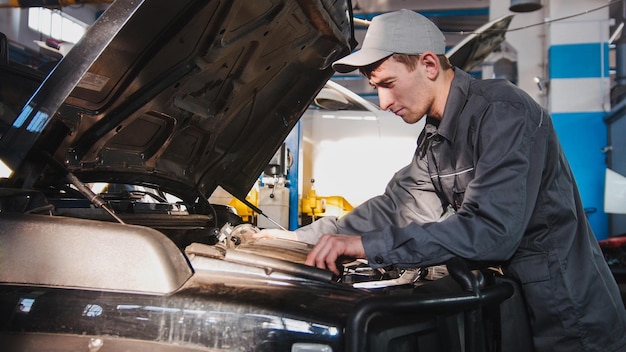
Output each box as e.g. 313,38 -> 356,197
0,183 -> 447,292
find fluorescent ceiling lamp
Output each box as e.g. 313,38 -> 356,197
0,158 -> 12,178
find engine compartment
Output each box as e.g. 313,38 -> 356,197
0,186 -> 444,292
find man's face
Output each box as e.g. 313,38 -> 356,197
368,57 -> 433,124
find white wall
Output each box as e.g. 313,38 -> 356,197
301,110 -> 425,207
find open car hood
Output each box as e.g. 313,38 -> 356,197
447,14 -> 514,72
0,0 -> 354,202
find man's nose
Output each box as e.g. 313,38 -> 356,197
378,90 -> 392,111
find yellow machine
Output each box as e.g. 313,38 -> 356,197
300,187 -> 353,221
229,187 -> 353,227
228,189 -> 258,224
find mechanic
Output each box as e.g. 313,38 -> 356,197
258,9 -> 626,352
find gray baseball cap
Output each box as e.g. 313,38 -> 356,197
332,9 -> 446,73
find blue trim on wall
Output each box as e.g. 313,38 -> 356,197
549,43 -> 609,79
353,8 -> 489,22
353,8 -> 489,29
285,122 -> 301,231
552,112 -> 608,239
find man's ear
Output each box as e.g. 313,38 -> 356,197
421,52 -> 440,79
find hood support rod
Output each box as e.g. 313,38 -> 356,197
224,189 -> 286,231
43,152 -> 125,224
64,172 -> 126,224
237,196 -> 287,231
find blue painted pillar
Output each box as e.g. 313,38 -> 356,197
547,0 -> 610,239
284,121 -> 301,230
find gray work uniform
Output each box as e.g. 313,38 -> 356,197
354,68 -> 625,351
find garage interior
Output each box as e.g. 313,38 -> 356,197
0,0 -> 625,240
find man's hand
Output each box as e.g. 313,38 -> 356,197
305,234 -> 365,276
253,228 -> 298,240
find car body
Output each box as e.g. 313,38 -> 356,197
0,2 -> 523,351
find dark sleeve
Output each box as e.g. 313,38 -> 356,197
361,100 -> 548,268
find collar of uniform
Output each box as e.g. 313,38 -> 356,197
424,116 -> 440,136
437,67 -> 472,143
